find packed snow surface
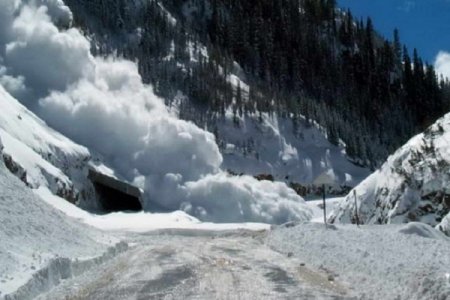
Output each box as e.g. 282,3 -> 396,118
268,222 -> 450,300
38,231 -> 352,300
330,112 -> 450,235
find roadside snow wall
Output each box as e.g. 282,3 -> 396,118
0,154 -> 124,299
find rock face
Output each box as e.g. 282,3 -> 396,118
0,86 -> 101,209
2,153 -> 28,186
329,113 -> 450,235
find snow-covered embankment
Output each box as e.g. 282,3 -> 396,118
0,144 -> 126,300
269,222 -> 450,300
330,113 -> 450,235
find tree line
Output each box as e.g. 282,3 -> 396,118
65,0 -> 450,168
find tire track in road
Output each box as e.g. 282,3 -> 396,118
38,230 -> 354,299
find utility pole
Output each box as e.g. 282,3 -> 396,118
323,184 -> 327,229
314,171 -> 335,230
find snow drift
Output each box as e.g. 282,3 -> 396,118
0,0 -> 311,224
0,151 -> 122,299
269,222 -> 450,300
330,113 -> 450,235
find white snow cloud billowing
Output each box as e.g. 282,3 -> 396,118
434,51 -> 450,80
0,0 -> 311,224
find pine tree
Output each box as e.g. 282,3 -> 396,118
393,29 -> 402,67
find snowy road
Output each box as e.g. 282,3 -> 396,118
38,229 -> 351,300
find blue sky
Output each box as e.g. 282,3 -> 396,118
337,0 -> 450,64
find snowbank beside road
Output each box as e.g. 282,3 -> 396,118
268,222 -> 450,300
0,157 -> 120,299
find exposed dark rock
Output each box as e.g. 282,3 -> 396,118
254,174 -> 274,182
2,154 -> 28,186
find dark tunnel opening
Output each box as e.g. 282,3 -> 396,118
88,169 -> 143,213
93,182 -> 143,212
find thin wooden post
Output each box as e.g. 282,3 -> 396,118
323,184 -> 327,228
354,190 -> 360,227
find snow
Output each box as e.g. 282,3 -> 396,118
0,157 -> 119,299
0,85 -> 101,209
34,186 -> 270,233
330,112 -> 450,235
0,130 -> 71,189
157,2 -> 177,26
398,222 -> 450,240
268,222 -> 450,300
435,51 -> 450,80
217,111 -> 369,187
0,0 -> 313,225
182,172 -> 312,224
440,214 -> 450,236
86,212 -> 269,232
0,86 -> 88,159
227,73 -> 250,94
1,1 -> 448,299
37,230 -> 348,299
0,154 -> 267,299
305,197 -> 344,223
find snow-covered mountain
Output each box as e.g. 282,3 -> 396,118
0,0 -> 316,225
64,0 -> 371,192
330,113 -> 450,235
1,1 -> 450,299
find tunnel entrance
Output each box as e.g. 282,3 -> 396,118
88,169 -> 143,212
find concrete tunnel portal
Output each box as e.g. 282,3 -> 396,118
88,169 -> 143,212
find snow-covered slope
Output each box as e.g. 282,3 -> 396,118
0,149 -> 122,300
214,110 -> 369,189
0,85 -> 105,209
65,0 -> 371,195
0,0 -> 315,225
330,113 -> 450,235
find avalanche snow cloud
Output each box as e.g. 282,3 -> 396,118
435,51 -> 450,80
0,0 -> 311,224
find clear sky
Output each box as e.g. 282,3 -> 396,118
337,0 -> 450,64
